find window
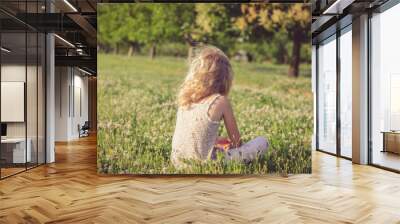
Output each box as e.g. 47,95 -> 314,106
339,26 -> 352,158
0,2 -> 46,179
370,2 -> 400,171
317,35 -> 337,154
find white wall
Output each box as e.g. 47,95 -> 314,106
72,72 -> 89,138
1,65 -> 30,138
55,66 -> 70,141
1,65 -> 26,142
1,65 -> 25,81
1,63 -> 46,164
1,82 -> 25,122
54,67 -> 89,141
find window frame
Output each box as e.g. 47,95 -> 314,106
0,1 -> 48,180
367,0 -> 400,173
315,16 -> 353,160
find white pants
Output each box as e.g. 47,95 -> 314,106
213,136 -> 269,162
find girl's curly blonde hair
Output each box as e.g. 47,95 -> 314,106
178,46 -> 233,108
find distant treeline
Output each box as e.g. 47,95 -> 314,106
98,4 -> 311,77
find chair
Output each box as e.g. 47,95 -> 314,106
79,121 -> 90,138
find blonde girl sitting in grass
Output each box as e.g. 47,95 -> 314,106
171,46 -> 269,169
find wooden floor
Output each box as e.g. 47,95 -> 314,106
1,167 -> 26,178
0,136 -> 400,224
372,150 -> 400,171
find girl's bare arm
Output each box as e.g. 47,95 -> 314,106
208,95 -> 241,147
220,97 -> 241,147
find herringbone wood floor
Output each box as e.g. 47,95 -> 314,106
0,135 -> 399,224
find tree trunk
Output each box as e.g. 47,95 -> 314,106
128,45 -> 133,57
135,43 -> 140,55
185,33 -> 196,61
114,43 -> 120,55
276,44 -> 286,64
288,29 -> 302,78
128,42 -> 140,57
150,44 -> 156,59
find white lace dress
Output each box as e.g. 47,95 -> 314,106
171,94 -> 269,169
171,95 -> 221,168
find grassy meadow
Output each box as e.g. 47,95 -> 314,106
97,53 -> 313,175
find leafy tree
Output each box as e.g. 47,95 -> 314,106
98,3 -> 311,70
139,4 -> 186,59
236,4 -> 311,77
98,4 -> 126,54
99,4 -> 189,59
117,4 -> 144,56
194,4 -> 241,55
168,4 -> 197,59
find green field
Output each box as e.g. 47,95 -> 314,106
97,54 -> 313,174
